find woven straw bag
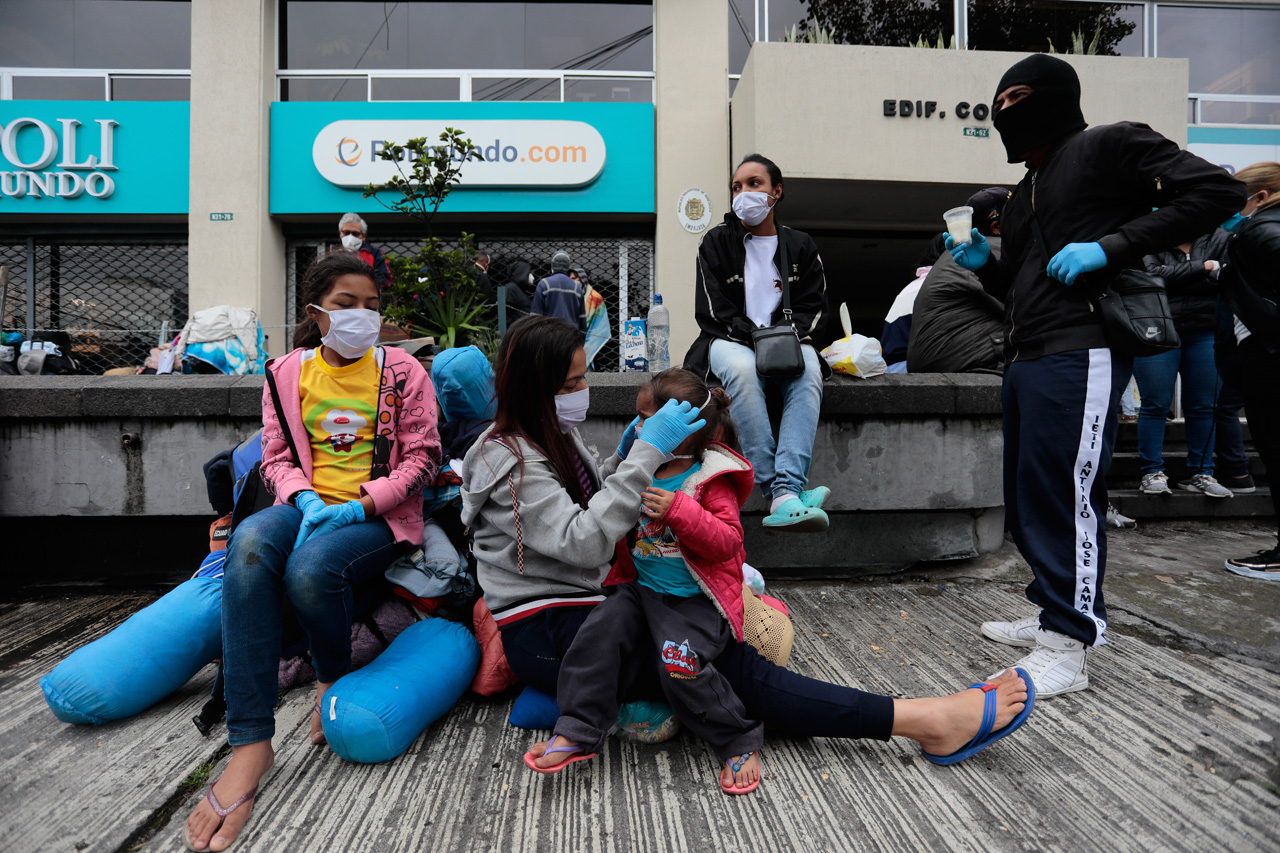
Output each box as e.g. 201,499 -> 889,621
741,584 -> 794,667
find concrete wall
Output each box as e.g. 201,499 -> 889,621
653,0 -> 731,368
732,44 -> 1190,187
0,373 -> 1003,571
187,0 -> 287,357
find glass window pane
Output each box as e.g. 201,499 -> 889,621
768,0 -> 810,43
111,76 -> 190,101
786,1 -> 951,48
370,77 -> 460,101
0,0 -> 191,68
1198,99 -> 1280,126
970,1 -> 1143,56
564,77 -> 652,103
11,76 -> 105,100
280,77 -> 368,102
285,2 -> 653,72
472,77 -> 559,102
1159,6 -> 1280,97
728,0 -> 755,76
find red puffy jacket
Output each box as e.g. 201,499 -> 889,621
604,442 -> 754,641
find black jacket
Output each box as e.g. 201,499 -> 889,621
907,238 -> 1006,374
978,122 -> 1246,362
1220,205 -> 1280,356
1142,228 -> 1232,334
684,214 -> 828,378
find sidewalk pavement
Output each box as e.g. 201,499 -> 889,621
1,521 -> 1277,853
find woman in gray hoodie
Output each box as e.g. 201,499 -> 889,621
462,316 -> 1032,765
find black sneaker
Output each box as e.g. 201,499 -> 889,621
1225,546 -> 1280,580
1224,474 -> 1257,494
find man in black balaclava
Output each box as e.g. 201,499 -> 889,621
946,54 -> 1245,700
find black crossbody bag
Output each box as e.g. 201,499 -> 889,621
750,227 -> 806,377
1029,215 -> 1179,358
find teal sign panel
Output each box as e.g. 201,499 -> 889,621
0,101 -> 189,214
270,101 -> 654,214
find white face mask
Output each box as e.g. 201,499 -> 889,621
310,304 -> 381,359
732,191 -> 775,227
555,387 -> 590,434
340,234 -> 363,252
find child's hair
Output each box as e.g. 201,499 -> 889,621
292,252 -> 380,349
645,368 -> 740,459
491,314 -> 590,506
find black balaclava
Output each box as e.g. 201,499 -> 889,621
991,54 -> 1087,164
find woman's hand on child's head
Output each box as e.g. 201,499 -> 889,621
634,399 -> 706,456
641,487 -> 675,520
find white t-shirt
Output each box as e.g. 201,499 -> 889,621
743,234 -> 782,328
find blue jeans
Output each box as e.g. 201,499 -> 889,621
221,504 -> 398,746
708,338 -> 824,500
1131,330 -> 1221,476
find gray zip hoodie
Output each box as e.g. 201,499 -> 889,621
459,426 -> 667,625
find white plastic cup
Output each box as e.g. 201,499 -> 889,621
944,206 -> 974,244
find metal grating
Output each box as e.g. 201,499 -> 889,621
1,239 -> 189,374
287,237 -> 654,371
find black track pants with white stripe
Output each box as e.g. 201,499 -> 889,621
1002,347 -> 1131,647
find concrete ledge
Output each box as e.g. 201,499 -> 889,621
0,373 -> 1003,419
0,373 -> 1006,569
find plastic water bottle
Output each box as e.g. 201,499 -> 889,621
647,294 -> 670,372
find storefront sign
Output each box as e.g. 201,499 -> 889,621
271,102 -> 653,215
1188,126 -> 1280,176
0,101 -> 189,214
312,119 -> 606,188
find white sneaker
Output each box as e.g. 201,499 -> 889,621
994,630 -> 1089,698
980,614 -> 1040,648
1140,471 -> 1173,495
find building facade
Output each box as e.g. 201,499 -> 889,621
2,0 -> 1277,370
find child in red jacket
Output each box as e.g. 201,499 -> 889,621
524,369 -> 763,794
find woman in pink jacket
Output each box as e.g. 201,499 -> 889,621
185,253 -> 439,853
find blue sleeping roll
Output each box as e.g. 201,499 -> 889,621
40,577 -> 223,725
321,617 -> 480,763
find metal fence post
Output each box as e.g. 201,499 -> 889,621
25,238 -> 35,338
617,243 -> 629,371
497,282 -> 507,338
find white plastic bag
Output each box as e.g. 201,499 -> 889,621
821,333 -> 887,378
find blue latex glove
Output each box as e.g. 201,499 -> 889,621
293,491 -> 327,549
1047,242 -> 1107,286
634,399 -> 706,457
306,499 -> 366,544
945,229 -> 991,271
617,416 -> 641,459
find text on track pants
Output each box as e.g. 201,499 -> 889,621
1003,347 -> 1130,647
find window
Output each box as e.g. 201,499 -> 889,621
1159,4 -> 1280,125
281,1 -> 652,102
0,0 -> 191,69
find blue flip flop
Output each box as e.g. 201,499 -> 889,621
922,666 -> 1036,766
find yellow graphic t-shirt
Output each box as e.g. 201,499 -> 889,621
298,347 -> 380,504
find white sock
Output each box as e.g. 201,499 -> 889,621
770,493 -> 799,514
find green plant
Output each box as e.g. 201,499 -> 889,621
362,129 -> 493,349
910,31 -> 962,49
784,21 -> 836,44
181,762 -> 213,793
1048,20 -> 1104,55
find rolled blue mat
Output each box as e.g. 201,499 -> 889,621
41,576 -> 223,725
322,617 -> 480,763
